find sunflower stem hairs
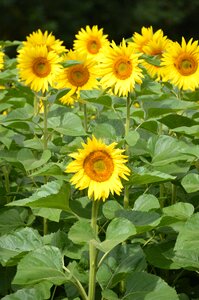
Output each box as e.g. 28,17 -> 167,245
65,136 -> 130,201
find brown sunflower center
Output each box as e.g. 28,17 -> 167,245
32,57 -> 51,77
87,38 -> 101,54
113,57 -> 132,80
67,65 -> 89,87
83,150 -> 114,182
175,54 -> 198,76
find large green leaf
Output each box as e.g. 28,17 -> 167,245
148,135 -> 192,166
12,245 -> 67,285
181,173 -> 199,193
0,227 -> 43,266
7,180 -> 71,211
172,213 -> 199,270
122,271 -> 179,299
95,217 -> 136,252
1,282 -> 52,300
68,219 -> 95,244
52,112 -> 86,136
130,168 -> 176,185
17,149 -> 51,171
133,194 -> 160,212
102,200 -> 123,220
97,244 -> 146,289
0,207 -> 30,235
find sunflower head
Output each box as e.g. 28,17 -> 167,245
23,29 -> 67,54
98,39 -> 143,96
161,37 -> 199,91
0,47 -> 4,71
128,26 -> 154,53
73,25 -> 110,59
17,45 -> 63,93
65,135 -> 130,201
56,50 -> 99,99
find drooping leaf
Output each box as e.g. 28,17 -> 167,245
7,180 -> 71,211
97,244 -> 146,289
181,173 -> 199,193
0,227 -> 43,266
68,219 -> 95,245
12,245 -> 68,285
122,271 -> 179,299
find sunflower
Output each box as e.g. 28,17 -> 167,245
23,29 -> 67,55
98,39 -> 143,97
17,45 -> 62,93
0,47 -> 4,70
65,136 -> 130,201
73,25 -> 109,59
141,30 -> 172,80
161,37 -> 199,91
129,26 -> 154,53
55,50 -> 99,101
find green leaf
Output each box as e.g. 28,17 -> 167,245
125,131 -> 140,146
172,125 -> 199,137
101,289 -> 119,300
7,180 -> 71,211
68,219 -> 95,244
97,244 -> 146,289
181,173 -> 199,193
31,207 -> 62,222
144,240 -> 181,270
17,149 -> 51,171
96,217 -> 136,252
159,114 -> 197,129
172,213 -> 199,270
115,210 -> 161,234
130,168 -> 176,185
122,271 -> 179,299
53,112 -> 86,136
0,227 -> 43,266
92,123 -> 116,139
12,245 -> 67,285
102,200 -> 123,220
133,194 -> 160,211
1,282 -> 52,300
162,202 -> 194,220
0,207 -> 29,235
148,135 -> 193,166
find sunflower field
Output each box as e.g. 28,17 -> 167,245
1,25 -> 199,300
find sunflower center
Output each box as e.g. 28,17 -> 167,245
87,38 -> 101,54
68,65 -> 89,87
32,57 -> 51,77
175,54 -> 198,76
113,57 -> 132,80
83,150 -> 114,182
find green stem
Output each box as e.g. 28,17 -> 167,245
171,183 -> 177,205
83,103 -> 88,132
41,96 -> 48,235
2,165 -> 11,203
63,265 -> 88,300
123,93 -> 131,209
88,200 -> 99,300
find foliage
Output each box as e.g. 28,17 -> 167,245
1,30 -> 199,300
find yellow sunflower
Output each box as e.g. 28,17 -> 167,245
98,39 -> 143,97
73,25 -> 109,59
65,136 -> 130,201
141,30 -> 172,80
17,45 -> 62,93
129,26 -> 154,53
23,29 -> 67,54
161,37 -> 199,91
56,50 -> 99,101
0,47 -> 4,70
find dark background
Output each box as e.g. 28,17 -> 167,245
1,0 -> 199,53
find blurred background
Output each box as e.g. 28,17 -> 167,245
1,0 -> 199,53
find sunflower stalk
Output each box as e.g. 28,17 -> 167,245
88,200 -> 99,300
41,95 -> 49,235
123,92 -> 131,209
83,102 -> 88,132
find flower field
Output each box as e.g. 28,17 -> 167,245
1,25 -> 199,300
